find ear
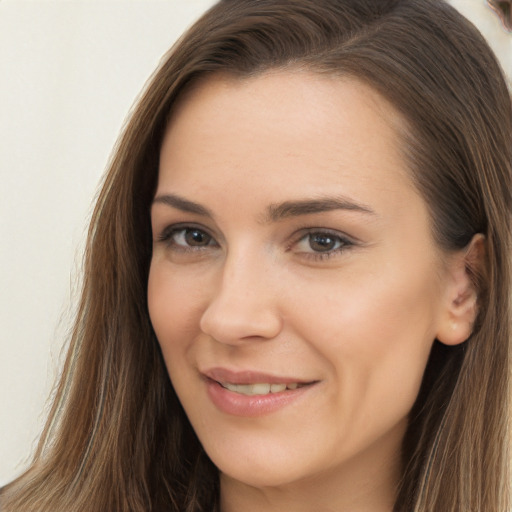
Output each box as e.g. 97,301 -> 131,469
436,234 -> 486,346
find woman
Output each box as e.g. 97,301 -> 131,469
1,0 -> 511,510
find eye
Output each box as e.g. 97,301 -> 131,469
306,233 -> 342,252
175,228 -> 213,247
292,230 -> 353,259
158,226 -> 218,251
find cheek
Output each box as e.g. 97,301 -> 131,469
288,257 -> 440,352
147,263 -> 206,358
286,264 -> 440,426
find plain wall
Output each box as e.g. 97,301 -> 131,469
0,0 -> 510,487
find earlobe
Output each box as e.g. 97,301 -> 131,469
436,234 -> 486,346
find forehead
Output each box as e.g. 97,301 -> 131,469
158,70 -> 421,221
166,70 -> 407,153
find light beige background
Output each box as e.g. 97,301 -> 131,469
0,0 -> 509,486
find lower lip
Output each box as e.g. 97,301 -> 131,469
205,379 -> 314,417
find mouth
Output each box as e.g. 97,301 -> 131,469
201,367 -> 318,415
218,381 -> 308,396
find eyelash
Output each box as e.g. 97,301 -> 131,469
157,225 -> 354,260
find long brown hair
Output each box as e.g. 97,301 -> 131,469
2,1 -> 511,510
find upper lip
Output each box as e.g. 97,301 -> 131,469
202,367 -> 315,385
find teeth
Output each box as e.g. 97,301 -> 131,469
221,382 -> 304,396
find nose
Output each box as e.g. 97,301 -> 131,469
199,251 -> 283,345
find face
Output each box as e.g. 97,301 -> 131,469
148,72 -> 453,493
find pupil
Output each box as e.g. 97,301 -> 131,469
310,234 -> 335,252
185,229 -> 209,246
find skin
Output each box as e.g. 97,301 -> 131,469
148,71 -> 475,512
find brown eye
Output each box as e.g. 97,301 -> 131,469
183,229 -> 212,246
161,227 -> 217,250
308,233 -> 339,252
292,230 -> 353,260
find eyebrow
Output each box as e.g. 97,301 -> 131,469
265,196 -> 376,222
152,193 -> 376,222
152,193 -> 214,218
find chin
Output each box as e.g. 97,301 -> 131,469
218,462 -> 308,490
206,441 -> 332,491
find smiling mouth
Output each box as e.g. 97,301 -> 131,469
219,382 -> 308,396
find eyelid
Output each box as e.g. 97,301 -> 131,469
289,227 -> 356,246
